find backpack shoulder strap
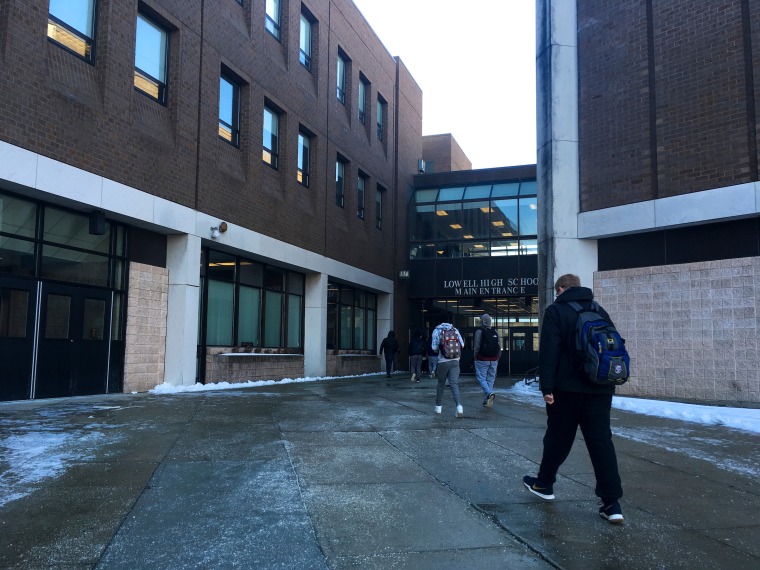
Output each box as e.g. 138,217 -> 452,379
568,301 -> 599,313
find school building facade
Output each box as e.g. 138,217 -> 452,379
0,0 -> 422,400
538,0 -> 760,403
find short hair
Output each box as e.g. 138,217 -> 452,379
555,274 -> 581,290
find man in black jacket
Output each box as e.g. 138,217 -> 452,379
523,274 -> 624,524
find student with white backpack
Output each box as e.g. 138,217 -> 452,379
430,322 -> 465,417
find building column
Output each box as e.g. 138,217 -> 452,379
164,234 -> 201,386
536,0 -> 597,312
304,272 -> 328,377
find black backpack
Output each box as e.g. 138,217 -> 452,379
479,327 -> 500,357
568,301 -> 630,385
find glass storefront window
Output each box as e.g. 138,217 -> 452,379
263,290 -> 282,346
410,243 -> 437,259
367,309 -> 376,351
0,236 -> 36,277
492,199 -> 519,238
339,304 -> 352,349
43,206 -> 110,253
287,294 -> 301,348
461,201 -> 491,239
437,242 -> 461,258
327,281 -> 377,351
40,246 -> 110,287
238,285 -> 261,346
0,195 -> 37,238
435,203 -> 463,241
491,239 -> 519,257
206,280 -> 234,345
207,250 -> 236,281
463,185 -> 491,199
491,182 -> 520,198
353,306 -> 365,349
520,180 -> 537,196
519,197 -> 538,235
410,204 -> 436,241
414,189 -> 438,203
437,186 -> 465,201
520,240 -> 538,255
463,241 -> 489,257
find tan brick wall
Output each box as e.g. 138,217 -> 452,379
124,263 -> 168,393
595,258 -> 760,403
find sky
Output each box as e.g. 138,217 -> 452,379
350,0 -> 537,170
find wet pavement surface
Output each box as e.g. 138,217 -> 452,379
1,375 -> 759,569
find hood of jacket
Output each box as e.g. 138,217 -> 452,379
555,286 -> 594,305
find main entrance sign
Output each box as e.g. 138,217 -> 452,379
441,277 -> 538,297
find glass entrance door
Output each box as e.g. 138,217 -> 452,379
34,283 -> 112,398
0,277 -> 36,400
508,326 -> 539,376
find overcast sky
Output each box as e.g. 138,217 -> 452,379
351,0 -> 537,170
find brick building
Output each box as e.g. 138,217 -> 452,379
538,0 -> 760,402
0,0 -> 422,400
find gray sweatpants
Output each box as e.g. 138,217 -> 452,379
435,360 -> 461,406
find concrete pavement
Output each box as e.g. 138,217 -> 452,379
1,374 -> 758,569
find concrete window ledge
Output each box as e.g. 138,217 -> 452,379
218,353 -> 303,357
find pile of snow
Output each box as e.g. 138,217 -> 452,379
510,379 -> 760,435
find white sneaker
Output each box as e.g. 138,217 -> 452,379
411,373 -> 416,382
434,405 -> 442,414
456,405 -> 463,418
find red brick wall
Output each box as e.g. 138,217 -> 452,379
578,0 -> 759,211
0,0 -> 422,280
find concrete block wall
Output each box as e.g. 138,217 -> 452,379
595,258 -> 760,403
124,263 -> 169,393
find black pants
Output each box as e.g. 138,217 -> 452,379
538,391 -> 623,501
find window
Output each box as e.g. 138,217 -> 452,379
407,181 -> 538,259
202,251 -> 304,350
299,13 -> 312,71
357,173 -> 366,219
335,157 -> 346,207
358,76 -> 368,124
262,106 -> 279,169
265,0 -> 281,40
337,52 -> 347,104
134,13 -> 168,103
219,74 -> 240,146
376,185 -> 385,229
376,95 -> 386,141
48,0 -> 96,60
326,282 -> 376,351
297,130 -> 311,187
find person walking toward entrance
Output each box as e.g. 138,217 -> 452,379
408,329 -> 425,382
522,273 -> 625,524
474,313 -> 501,408
379,331 -> 399,378
431,322 -> 464,417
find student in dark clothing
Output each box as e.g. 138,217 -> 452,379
408,330 -> 426,382
523,273 -> 624,524
379,331 -> 399,378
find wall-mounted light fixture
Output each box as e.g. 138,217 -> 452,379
210,221 -> 228,239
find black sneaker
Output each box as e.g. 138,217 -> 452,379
599,500 -> 624,524
523,475 -> 554,500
